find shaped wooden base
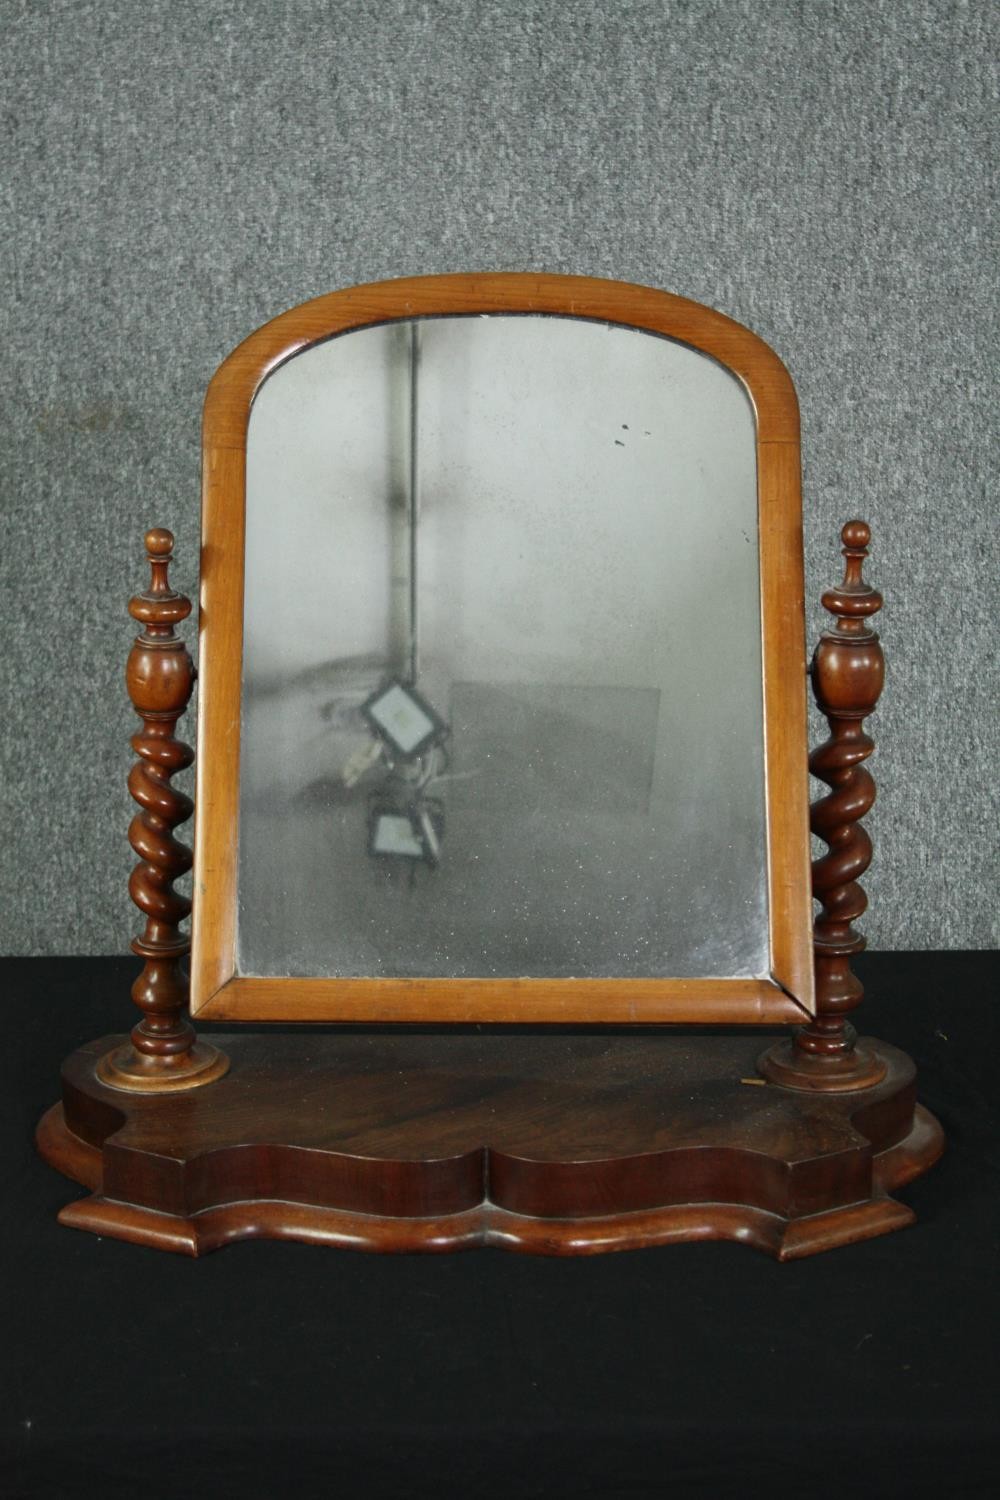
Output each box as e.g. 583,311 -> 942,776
37,1032 -> 943,1260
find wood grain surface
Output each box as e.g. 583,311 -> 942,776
38,1031 -> 943,1260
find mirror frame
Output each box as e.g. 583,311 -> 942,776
191,273 -> 813,1024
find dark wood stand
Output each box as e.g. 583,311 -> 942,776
36,525 -> 944,1258
38,1031 -> 941,1260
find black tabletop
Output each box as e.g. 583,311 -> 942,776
4,953 -> 998,1500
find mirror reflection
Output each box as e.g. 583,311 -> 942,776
237,314 -> 768,979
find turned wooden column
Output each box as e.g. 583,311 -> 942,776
759,520 -> 888,1092
97,530 -> 228,1092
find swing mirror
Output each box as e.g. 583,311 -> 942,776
191,274 -> 814,1024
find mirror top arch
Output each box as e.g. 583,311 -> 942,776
203,272 -> 799,451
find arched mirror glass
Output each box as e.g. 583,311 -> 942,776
238,316 -> 765,981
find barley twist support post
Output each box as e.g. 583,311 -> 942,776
758,520 -> 888,1092
97,529 -> 228,1093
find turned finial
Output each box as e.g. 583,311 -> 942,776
145,524 -> 174,555
144,526 -> 175,589
810,519 -> 884,724
129,528 -> 192,635
820,520 -> 883,636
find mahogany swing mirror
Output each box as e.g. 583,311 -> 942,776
38,274 -> 944,1258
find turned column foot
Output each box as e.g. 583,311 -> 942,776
758,1028 -> 887,1092
97,1037 -> 229,1093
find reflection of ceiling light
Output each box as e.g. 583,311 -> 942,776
368,797 -> 445,867
361,679 -> 448,759
371,812 -> 424,859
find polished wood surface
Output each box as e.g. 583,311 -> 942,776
97,531 -> 228,1092
192,271 -> 813,1023
199,977 -> 806,1025
760,521 -> 887,1090
38,1031 -> 943,1260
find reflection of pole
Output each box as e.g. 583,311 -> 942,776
407,320 -> 420,685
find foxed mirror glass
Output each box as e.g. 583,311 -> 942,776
192,275 -> 813,1023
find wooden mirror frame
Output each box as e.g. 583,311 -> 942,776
191,272 -> 814,1025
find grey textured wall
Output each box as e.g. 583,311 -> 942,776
2,0 -> 996,954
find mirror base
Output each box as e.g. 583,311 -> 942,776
37,1031 -> 943,1261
